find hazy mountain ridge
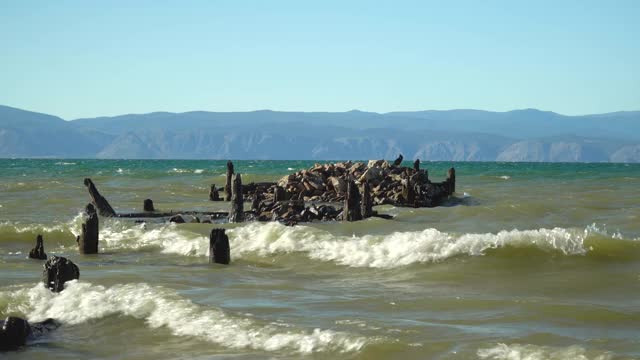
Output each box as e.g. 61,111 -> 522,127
1,105 -> 639,162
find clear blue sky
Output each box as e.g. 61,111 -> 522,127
1,0 -> 638,119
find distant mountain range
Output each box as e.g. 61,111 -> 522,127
1,105 -> 639,162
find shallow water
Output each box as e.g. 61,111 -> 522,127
1,159 -> 639,359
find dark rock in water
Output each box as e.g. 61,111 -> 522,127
77,203 -> 99,254
393,154 -> 404,166
0,317 -> 30,351
169,215 -> 185,223
28,234 -> 47,260
143,199 -> 155,212
209,228 -> 230,265
42,256 -> 80,293
0,317 -> 61,352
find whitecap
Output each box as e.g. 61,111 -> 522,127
116,168 -> 124,174
4,282 -> 367,354
499,175 -> 511,180
287,167 -> 295,171
55,162 -> 76,166
477,343 -> 613,360
194,169 -> 204,174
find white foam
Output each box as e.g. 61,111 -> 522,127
194,169 -> 205,174
499,175 -> 511,180
5,282 -> 366,354
287,167 -> 295,171
477,343 -> 613,360
227,223 -> 586,268
116,168 -> 124,174
90,221 -> 589,268
55,162 -> 76,166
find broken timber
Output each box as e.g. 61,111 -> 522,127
84,178 -> 116,217
209,228 -> 230,265
77,203 -> 99,254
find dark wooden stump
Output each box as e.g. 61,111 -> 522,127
343,180 -> 362,221
273,186 -> 286,202
42,256 -> 79,293
143,199 -> 155,212
361,181 -> 373,219
413,159 -> 420,171
28,235 -> 47,260
229,173 -> 244,223
209,228 -> 230,265
401,178 -> 416,205
209,184 -> 220,201
447,167 -> 456,194
83,178 -> 116,217
224,161 -> 234,201
393,154 -> 404,166
77,203 -> 99,254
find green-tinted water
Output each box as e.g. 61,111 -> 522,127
1,159 -> 639,359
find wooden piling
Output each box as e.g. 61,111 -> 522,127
209,184 -> 220,201
28,234 -> 47,260
413,159 -> 420,171
343,180 -> 362,221
273,186 -> 286,203
209,228 -> 230,265
224,161 -> 234,201
393,154 -> 404,166
83,178 -> 116,217
228,173 -> 244,223
447,167 -> 456,194
401,178 -> 416,205
143,199 -> 155,212
77,203 -> 99,254
361,181 -> 373,219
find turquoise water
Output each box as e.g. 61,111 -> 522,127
1,159 -> 639,359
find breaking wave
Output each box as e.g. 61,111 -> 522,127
82,221 -> 640,268
0,281 -> 367,354
477,343 -> 614,360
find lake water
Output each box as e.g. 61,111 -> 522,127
1,159 -> 639,359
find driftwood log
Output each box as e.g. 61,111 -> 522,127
229,173 -> 244,223
224,161 -> 234,201
84,178 -> 116,217
77,203 -> 99,254
209,228 -> 230,265
28,235 -> 47,260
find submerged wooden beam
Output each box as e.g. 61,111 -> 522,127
84,178 -> 116,217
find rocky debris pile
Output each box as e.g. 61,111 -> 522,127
253,199 -> 341,224
268,159 -> 454,207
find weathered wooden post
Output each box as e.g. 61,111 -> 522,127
393,154 -> 404,166
42,256 -> 80,293
143,199 -> 155,212
447,167 -> 456,195
229,173 -> 244,223
209,228 -> 230,265
413,159 -> 420,171
77,203 -> 99,254
343,180 -> 362,221
209,184 -> 220,201
401,178 -> 415,205
273,185 -> 286,202
28,235 -> 47,260
361,181 -> 373,219
224,161 -> 234,201
83,178 -> 116,217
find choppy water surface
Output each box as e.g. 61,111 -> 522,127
1,159 -> 639,359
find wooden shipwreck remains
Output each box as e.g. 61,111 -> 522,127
28,235 -> 47,260
209,228 -> 230,265
77,203 -> 99,254
224,161 -> 234,201
228,173 -> 244,223
84,178 -> 116,217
